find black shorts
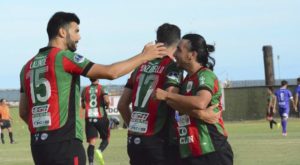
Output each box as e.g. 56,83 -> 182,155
31,139 -> 86,165
85,117 -> 110,142
0,120 -> 11,129
182,140 -> 233,165
127,135 -> 166,165
166,144 -> 184,165
266,107 -> 275,118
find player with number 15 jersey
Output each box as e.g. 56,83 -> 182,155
20,47 -> 93,144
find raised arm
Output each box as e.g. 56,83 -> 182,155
86,43 -> 167,80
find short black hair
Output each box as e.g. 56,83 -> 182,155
297,77 -> 300,83
267,86 -> 274,91
281,80 -> 288,86
156,23 -> 181,47
47,11 -> 80,40
89,78 -> 98,83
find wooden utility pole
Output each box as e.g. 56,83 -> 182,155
263,45 -> 275,86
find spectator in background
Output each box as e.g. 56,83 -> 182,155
274,80 -> 297,136
0,98 -> 15,144
294,77 -> 300,117
266,86 -> 280,129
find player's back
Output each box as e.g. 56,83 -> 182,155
127,57 -> 181,136
275,88 -> 292,109
20,47 -> 91,144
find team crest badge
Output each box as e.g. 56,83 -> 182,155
74,54 -> 85,63
186,81 -> 193,93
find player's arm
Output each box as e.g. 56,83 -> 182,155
103,95 -> 110,109
295,93 -> 299,111
155,88 -> 212,111
19,93 -> 29,125
272,95 -> 277,113
165,86 -> 219,124
81,89 -> 85,109
117,88 -> 132,126
290,97 -> 297,112
86,43 -> 167,80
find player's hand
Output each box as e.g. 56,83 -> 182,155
199,104 -> 220,124
141,42 -> 167,61
153,88 -> 168,101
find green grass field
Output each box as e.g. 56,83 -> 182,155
1,108 -> 300,165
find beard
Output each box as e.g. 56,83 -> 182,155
66,33 -> 77,52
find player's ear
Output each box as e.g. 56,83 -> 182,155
58,27 -> 67,38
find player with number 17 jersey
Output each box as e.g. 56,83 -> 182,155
20,47 -> 93,145
125,57 -> 182,136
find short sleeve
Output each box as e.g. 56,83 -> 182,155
196,70 -> 216,94
125,69 -> 138,89
19,66 -> 25,93
164,62 -> 182,89
62,51 -> 94,76
102,86 -> 109,95
288,90 -> 293,99
295,86 -> 300,95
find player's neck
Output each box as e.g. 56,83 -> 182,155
48,38 -> 67,50
187,62 -> 202,76
165,46 -> 177,60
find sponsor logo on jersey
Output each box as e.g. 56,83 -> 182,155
167,72 -> 180,83
74,54 -> 85,63
32,104 -> 49,114
179,135 -> 194,144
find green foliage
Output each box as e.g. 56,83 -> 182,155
1,108 -> 300,165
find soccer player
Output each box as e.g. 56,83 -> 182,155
294,77 -> 300,117
81,79 -> 110,165
118,23 -> 182,165
266,86 -> 279,129
0,99 -> 15,144
154,34 -> 233,165
118,24 -> 220,165
19,11 -> 167,165
275,80 -> 297,136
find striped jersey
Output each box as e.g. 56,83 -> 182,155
125,57 -> 182,136
176,67 -> 227,158
19,47 -> 93,144
81,84 -> 108,119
